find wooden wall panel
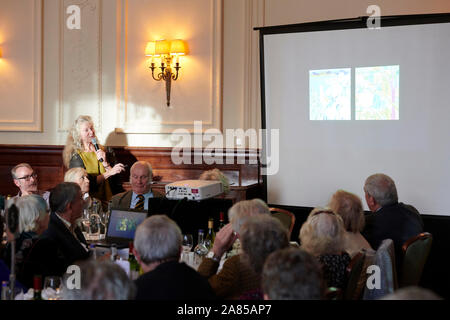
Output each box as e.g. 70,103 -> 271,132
0,145 -> 262,201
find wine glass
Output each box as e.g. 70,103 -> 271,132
182,234 -> 193,253
182,234 -> 193,264
43,276 -> 62,300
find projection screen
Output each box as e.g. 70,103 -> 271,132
258,14 -> 450,216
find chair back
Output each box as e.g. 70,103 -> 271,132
399,232 -> 433,288
344,251 -> 366,300
363,239 -> 397,300
269,207 -> 295,237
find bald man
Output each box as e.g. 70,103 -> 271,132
110,161 -> 163,211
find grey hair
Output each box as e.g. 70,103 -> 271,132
240,215 -> 289,274
299,207 -> 346,256
130,161 -> 153,185
364,173 -> 398,206
11,163 -> 32,180
134,215 -> 182,264
262,248 -> 324,300
49,182 -> 81,214
7,194 -> 48,233
228,198 -> 270,234
61,260 -> 136,300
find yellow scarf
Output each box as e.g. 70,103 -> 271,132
78,151 -> 112,202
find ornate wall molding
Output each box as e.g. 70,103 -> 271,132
0,0 -> 43,132
115,0 -> 223,134
58,0 -> 103,133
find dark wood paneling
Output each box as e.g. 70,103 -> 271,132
0,145 -> 262,201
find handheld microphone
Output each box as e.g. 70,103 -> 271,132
91,138 -> 104,163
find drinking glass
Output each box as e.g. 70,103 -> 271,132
182,234 -> 193,252
182,234 -> 193,264
43,276 -> 62,300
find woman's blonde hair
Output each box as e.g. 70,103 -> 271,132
63,115 -> 96,168
299,207 -> 346,256
328,189 -> 365,233
64,167 -> 87,184
199,168 -> 230,194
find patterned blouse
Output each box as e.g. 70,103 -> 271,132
318,252 -> 351,289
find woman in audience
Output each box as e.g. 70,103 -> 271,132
62,260 -> 136,300
299,207 -> 351,290
262,247 -> 324,300
64,167 -> 96,209
2,195 -> 49,287
238,215 -> 289,300
197,198 -> 270,299
62,115 -> 125,206
328,189 -> 372,257
199,168 -> 230,194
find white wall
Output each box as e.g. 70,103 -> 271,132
1,0 -> 449,147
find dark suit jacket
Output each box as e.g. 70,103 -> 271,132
362,202 -> 424,272
110,189 -> 165,211
20,212 -> 90,288
134,260 -> 216,300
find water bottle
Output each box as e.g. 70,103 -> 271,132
193,230 -> 209,265
1,281 -> 10,300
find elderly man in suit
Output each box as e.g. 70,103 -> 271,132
133,215 -> 215,300
362,173 -> 424,272
111,161 -> 162,211
20,182 -> 90,287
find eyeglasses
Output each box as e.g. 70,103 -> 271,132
16,172 -> 37,181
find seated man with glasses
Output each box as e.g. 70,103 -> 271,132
11,163 -> 50,202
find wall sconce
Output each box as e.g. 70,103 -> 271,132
145,39 -> 188,107
0,47 -> 2,58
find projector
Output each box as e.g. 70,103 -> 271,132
165,180 -> 223,200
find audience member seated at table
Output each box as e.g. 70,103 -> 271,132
381,286 -> 443,300
133,215 -> 215,300
199,168 -> 230,194
299,208 -> 351,290
63,115 -> 125,206
362,173 -> 424,272
2,195 -> 49,285
11,163 -> 50,202
197,199 -> 270,299
262,247 -> 324,300
20,182 -> 90,288
111,161 -> 164,211
239,215 -> 289,300
328,189 -> 373,257
62,260 -> 136,300
64,167 -> 98,211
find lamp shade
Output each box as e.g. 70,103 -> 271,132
170,39 -> 188,55
0,47 -> 2,58
145,41 -> 156,56
155,40 -> 170,55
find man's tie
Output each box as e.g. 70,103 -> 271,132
135,194 -> 145,211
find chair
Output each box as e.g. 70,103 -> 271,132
269,207 -> 295,237
344,251 -> 366,300
363,239 -> 397,300
399,232 -> 433,288
324,287 -> 343,300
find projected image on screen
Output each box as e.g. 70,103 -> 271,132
355,65 -> 399,120
309,68 -> 351,120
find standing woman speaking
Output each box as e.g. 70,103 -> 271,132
63,115 -> 125,206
